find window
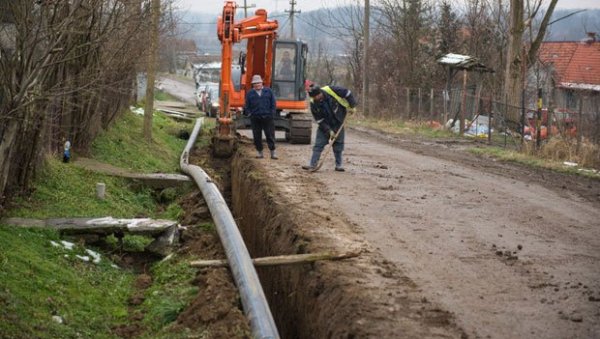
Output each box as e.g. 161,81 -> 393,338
274,45 -> 296,82
565,89 -> 577,110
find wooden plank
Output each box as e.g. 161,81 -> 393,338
1,217 -> 178,236
189,251 -> 361,268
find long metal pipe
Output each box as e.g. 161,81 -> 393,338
180,118 -> 279,339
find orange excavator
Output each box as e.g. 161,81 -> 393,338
213,1 -> 312,157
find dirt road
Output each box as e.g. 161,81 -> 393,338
163,76 -> 599,338
250,125 -> 600,338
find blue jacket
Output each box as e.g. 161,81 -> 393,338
310,85 -> 357,133
245,87 -> 276,117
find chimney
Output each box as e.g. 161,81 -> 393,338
585,32 -> 597,45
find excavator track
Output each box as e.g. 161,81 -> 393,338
285,113 -> 312,144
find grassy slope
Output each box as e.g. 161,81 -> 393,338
0,104 -> 208,338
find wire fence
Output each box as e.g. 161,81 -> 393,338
368,85 -> 600,150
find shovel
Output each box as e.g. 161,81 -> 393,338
310,119 -> 347,172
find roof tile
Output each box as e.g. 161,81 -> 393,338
539,41 -> 600,86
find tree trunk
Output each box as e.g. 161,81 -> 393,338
143,0 -> 161,143
0,119 -> 20,196
503,0 -> 558,125
503,0 -> 525,124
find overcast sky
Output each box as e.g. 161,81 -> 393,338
176,0 -> 600,15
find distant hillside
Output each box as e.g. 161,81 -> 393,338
546,9 -> 600,41
177,11 -> 219,55
175,8 -> 350,57
175,7 -> 600,58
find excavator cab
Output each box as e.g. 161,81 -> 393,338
272,41 -> 307,102
270,40 -> 311,144
231,39 -> 312,145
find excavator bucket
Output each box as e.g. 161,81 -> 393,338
212,134 -> 236,158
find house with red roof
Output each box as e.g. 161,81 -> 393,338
537,33 -> 600,116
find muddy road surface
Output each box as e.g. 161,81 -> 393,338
163,76 -> 600,338
256,126 -> 600,338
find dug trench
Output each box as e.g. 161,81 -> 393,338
225,142 -> 467,338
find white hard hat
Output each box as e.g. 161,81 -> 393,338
251,74 -> 263,84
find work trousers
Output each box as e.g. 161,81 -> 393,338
250,115 -> 276,152
309,127 -> 345,167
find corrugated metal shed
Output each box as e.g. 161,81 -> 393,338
437,53 -> 493,72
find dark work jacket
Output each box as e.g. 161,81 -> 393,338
310,85 -> 357,134
245,87 -> 276,117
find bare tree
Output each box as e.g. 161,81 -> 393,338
377,0 -> 435,89
0,0 -> 152,205
308,0 -> 365,90
503,0 -> 558,123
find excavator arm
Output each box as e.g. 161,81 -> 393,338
216,1 -> 277,128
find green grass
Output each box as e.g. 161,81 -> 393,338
469,146 -> 600,179
140,257 -> 200,335
0,103 -> 208,337
6,159 -> 156,219
350,116 -> 456,139
154,89 -> 180,102
91,109 -> 192,173
0,226 -> 133,339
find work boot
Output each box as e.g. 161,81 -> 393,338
335,167 -> 345,172
301,165 -> 314,170
256,151 -> 264,159
334,151 -> 343,169
270,150 -> 278,159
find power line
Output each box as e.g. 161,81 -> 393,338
295,15 -> 334,37
278,16 -> 291,33
178,14 -> 287,25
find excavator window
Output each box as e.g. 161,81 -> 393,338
273,43 -> 297,100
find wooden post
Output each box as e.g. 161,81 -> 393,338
576,96 -> 583,154
443,89 -> 448,124
488,96 -> 493,144
430,88 -> 434,121
536,88 -> 543,149
406,87 -> 410,118
460,70 -> 468,135
418,87 -> 422,119
445,67 -> 453,125
472,84 -> 482,134
548,86 -> 554,142
190,251 -> 361,268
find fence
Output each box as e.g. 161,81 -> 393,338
367,85 -> 600,150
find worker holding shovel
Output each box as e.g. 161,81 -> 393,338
302,84 -> 357,172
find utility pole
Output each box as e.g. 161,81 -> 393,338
241,0 -> 256,17
285,0 -> 301,39
362,0 -> 370,115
